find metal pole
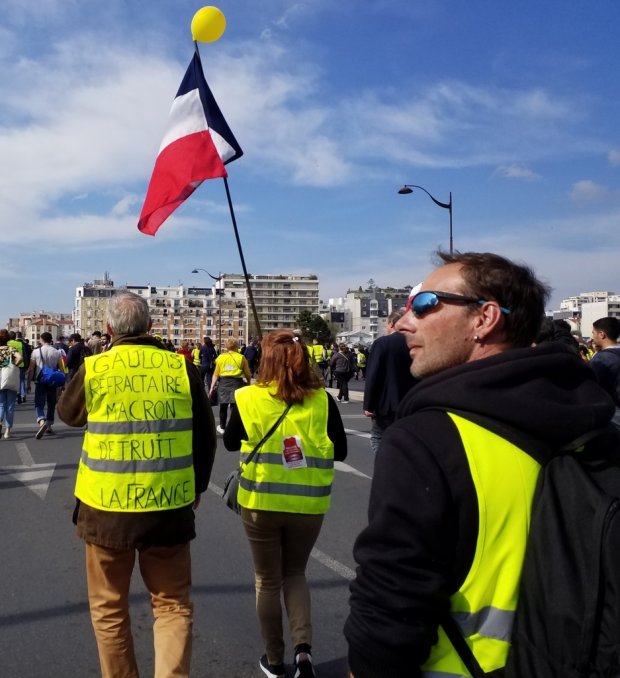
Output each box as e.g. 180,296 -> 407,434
448,191 -> 453,255
218,276 -> 222,354
222,176 -> 263,339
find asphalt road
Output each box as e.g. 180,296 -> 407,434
0,382 -> 374,678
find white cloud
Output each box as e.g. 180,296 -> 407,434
0,19 -> 610,256
609,150 -> 620,166
569,180 -> 609,205
494,164 -> 541,181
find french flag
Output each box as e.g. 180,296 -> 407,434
138,53 -> 243,236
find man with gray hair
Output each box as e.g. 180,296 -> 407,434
58,291 -> 216,678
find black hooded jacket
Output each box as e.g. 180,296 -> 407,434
345,343 -> 615,678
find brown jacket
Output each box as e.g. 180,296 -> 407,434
58,334 -> 217,549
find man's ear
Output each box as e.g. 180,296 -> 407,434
472,302 -> 506,341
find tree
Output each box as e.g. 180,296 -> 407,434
295,311 -> 333,344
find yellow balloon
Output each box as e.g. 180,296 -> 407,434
191,6 -> 226,43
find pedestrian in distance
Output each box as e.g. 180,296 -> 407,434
177,339 -> 193,361
65,333 -> 92,383
8,330 -> 30,403
363,308 -> 417,455
57,290 -> 217,678
349,347 -> 359,380
199,336 -> 218,395
243,337 -> 261,377
208,338 -> 252,434
329,343 -> 354,403
27,331 -> 63,438
87,330 -> 103,355
223,329 -> 347,678
345,251 -> 616,677
589,316 -> 620,429
0,329 -> 23,439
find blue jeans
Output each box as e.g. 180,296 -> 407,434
370,414 -> 396,455
0,389 -> 18,428
34,383 -> 57,424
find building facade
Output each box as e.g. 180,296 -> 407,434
7,311 -> 74,343
71,272 -> 320,347
554,291 -> 620,339
322,285 -> 410,345
226,274 -> 320,336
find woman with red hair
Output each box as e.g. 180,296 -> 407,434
223,329 -> 347,678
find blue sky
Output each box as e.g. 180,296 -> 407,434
1,0 -> 619,324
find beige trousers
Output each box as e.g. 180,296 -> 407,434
85,541 -> 193,678
241,508 -> 324,665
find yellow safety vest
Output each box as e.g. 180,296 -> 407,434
235,385 -> 334,514
357,352 -> 367,368
192,347 -> 201,366
421,413 -> 540,677
75,344 -> 195,512
310,344 -> 325,363
216,351 -> 244,378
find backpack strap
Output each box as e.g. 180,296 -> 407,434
441,613 -> 489,678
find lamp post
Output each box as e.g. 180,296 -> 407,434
191,268 -> 223,354
398,184 -> 453,255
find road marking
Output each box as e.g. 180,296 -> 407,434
345,428 -> 371,439
18,442 -> 35,465
208,476 -> 360,581
0,443 -> 56,500
334,461 -> 371,479
311,547 -> 355,580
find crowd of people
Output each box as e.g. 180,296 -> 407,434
1,251 -> 620,678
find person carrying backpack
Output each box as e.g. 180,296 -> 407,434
345,252 -> 617,678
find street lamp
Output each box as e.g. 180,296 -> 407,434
398,184 -> 453,254
191,268 -> 223,354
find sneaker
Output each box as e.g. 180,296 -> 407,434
35,420 -> 48,440
45,427 -> 56,436
342,399 -> 350,404
294,645 -> 315,678
3,428 -> 11,439
216,425 -> 225,435
337,397 -> 342,402
259,654 -> 285,678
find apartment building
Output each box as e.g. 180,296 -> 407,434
554,291 -> 620,339
323,285 -> 410,344
225,274 -> 320,335
71,272 -> 320,347
7,311 -> 73,343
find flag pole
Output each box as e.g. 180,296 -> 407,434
193,42 -> 263,340
222,176 -> 263,340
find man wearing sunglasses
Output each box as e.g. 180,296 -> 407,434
345,251 -> 616,678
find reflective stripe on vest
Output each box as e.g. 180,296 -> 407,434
235,385 -> 334,514
75,344 -> 195,513
421,413 -> 540,677
240,451 -> 334,469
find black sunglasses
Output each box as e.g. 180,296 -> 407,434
408,291 -> 511,318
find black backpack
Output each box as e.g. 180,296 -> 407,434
441,418 -> 620,678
